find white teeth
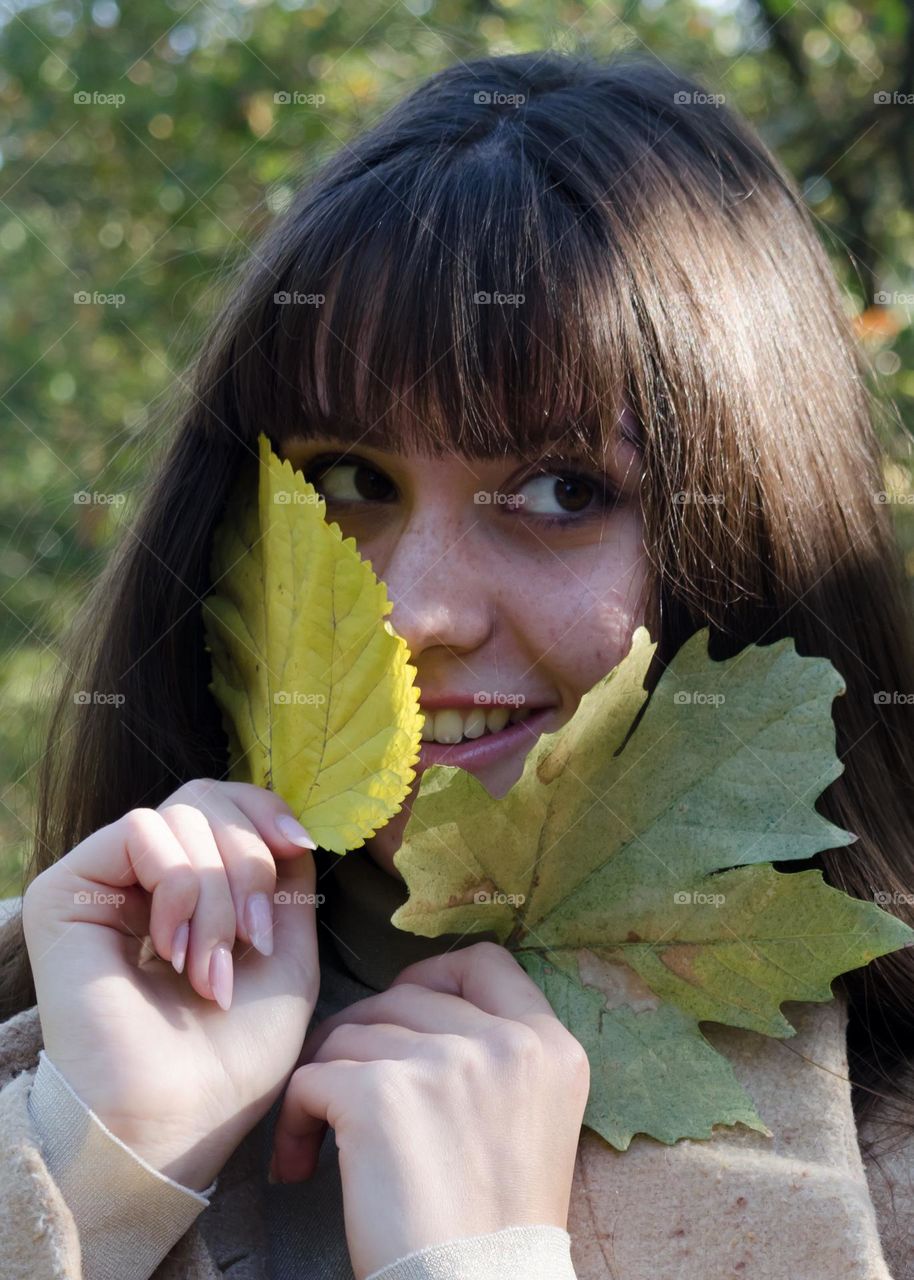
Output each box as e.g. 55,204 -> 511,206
429,709 -> 464,744
420,704 -> 536,745
463,709 -> 488,739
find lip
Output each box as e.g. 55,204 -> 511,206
415,706 -> 558,773
417,692 -> 549,710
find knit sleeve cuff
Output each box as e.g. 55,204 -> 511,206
27,1049 -> 217,1280
363,1224 -> 577,1280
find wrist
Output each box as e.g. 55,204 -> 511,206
99,1117 -> 226,1194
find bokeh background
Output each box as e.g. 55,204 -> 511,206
2,0 -> 913,892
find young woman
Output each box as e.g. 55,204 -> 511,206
2,47 -> 913,1280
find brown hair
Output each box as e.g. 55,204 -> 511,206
3,49 -> 914,1143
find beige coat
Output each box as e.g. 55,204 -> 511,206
2,856 -> 913,1278
3,994 -> 913,1277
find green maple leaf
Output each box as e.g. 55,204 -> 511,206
391,626 -> 914,1149
201,431 -> 423,854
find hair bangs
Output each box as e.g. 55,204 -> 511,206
266,136 -> 638,467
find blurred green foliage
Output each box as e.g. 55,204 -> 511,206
2,0 -> 913,892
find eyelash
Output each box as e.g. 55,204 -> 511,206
302,453 -> 623,527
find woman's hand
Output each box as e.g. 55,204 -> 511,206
22,778 -> 320,1193
269,939 -> 590,1280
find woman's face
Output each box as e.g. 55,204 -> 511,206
279,422 -> 648,880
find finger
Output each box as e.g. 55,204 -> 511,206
37,808 -> 201,969
309,1021 -> 424,1064
298,982 -> 498,1065
253,847 -> 320,1007
209,781 -> 319,856
156,800 -> 238,1008
161,780 -> 283,958
390,940 -> 557,1026
271,1060 -> 362,1183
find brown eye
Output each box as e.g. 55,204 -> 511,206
515,471 -> 608,517
305,458 -> 396,504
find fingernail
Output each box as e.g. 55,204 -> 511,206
210,944 -> 234,1010
171,921 -> 189,975
245,892 -> 274,957
274,813 -> 317,850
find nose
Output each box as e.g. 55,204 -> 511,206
378,515 -> 494,660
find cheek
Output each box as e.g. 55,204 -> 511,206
519,521 -> 649,698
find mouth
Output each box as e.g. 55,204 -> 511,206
415,705 -> 557,772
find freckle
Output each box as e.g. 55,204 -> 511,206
735,1196 -> 747,1207
671,1227 -> 686,1237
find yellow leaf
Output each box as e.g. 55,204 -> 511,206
202,431 -> 422,853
